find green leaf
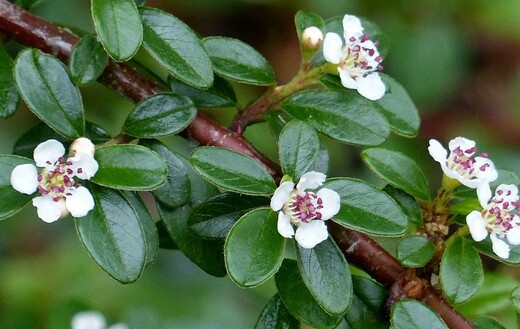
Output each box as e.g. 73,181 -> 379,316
397,236 -> 435,268
14,49 -> 84,139
473,316 -> 506,329
123,93 -> 197,138
169,75 -> 237,108
141,7 -> 213,89
278,120 -> 319,179
362,148 -> 430,200
92,144 -> 167,190
383,185 -> 422,225
345,275 -> 388,329
157,203 -> 226,277
295,10 -> 324,40
440,236 -> 484,304
189,192 -> 269,239
225,208 -> 284,287
281,90 -> 390,146
275,259 -> 342,329
296,238 -> 352,316
189,147 -> 276,195
0,156 -> 34,220
255,294 -> 300,329
376,74 -> 420,137
510,286 -> 520,312
70,35 -> 109,85
91,0 -> 142,61
324,178 -> 407,236
391,300 -> 447,329
202,37 -> 275,86
471,237 -> 520,265
0,48 -> 19,118
76,184 -> 146,283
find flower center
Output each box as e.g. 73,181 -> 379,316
339,34 -> 383,77
483,187 -> 520,236
285,191 -> 324,224
447,146 -> 490,179
37,157 -> 82,202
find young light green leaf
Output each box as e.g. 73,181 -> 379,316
0,155 -> 34,220
169,75 -> 237,108
189,147 -> 276,195
91,0 -> 143,61
92,144 -> 167,191
123,93 -> 197,138
202,37 -> 275,86
397,236 -> 435,268
254,294 -> 299,329
345,276 -> 388,329
383,185 -> 422,226
362,148 -> 430,200
14,49 -> 84,139
296,238 -> 352,316
473,317 -> 506,329
391,300 -> 447,329
278,120 -> 319,179
0,48 -> 19,118
70,35 -> 109,85
281,90 -> 390,146
225,208 -> 284,287
141,7 -> 213,89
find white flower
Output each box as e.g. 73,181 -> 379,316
428,137 -> 497,206
466,184 -> 520,259
323,14 -> 385,100
301,26 -> 324,49
10,139 -> 99,223
270,171 -> 340,248
72,311 -> 129,329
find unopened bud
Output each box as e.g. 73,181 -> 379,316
70,137 -> 95,156
301,26 -> 323,49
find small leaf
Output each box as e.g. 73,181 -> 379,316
141,7 -> 213,89
169,75 -> 237,108
14,49 -> 84,139
92,144 -> 167,191
0,156 -> 34,220
510,286 -> 520,312
189,147 -> 276,195
440,236 -> 484,304
0,48 -> 20,118
391,300 -> 447,329
397,236 -> 435,268
362,148 -> 430,200
70,35 -> 109,85
296,238 -> 352,316
76,184 -> 146,283
295,10 -> 324,40
123,93 -> 197,138
473,316 -> 506,329
383,185 -> 422,226
278,120 -> 319,179
225,208 -> 284,287
254,294 -> 299,329
91,0 -> 142,61
472,237 -> 520,265
203,37 -> 275,86
324,178 -> 407,236
345,276 -> 388,329
281,90 -> 390,146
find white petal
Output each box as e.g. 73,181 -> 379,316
296,171 -> 326,191
70,137 -> 95,156
338,67 -> 358,89
68,153 -> 99,180
323,32 -> 343,64
316,188 -> 340,220
342,14 -> 364,39
448,137 -> 475,154
66,186 -> 95,218
490,234 -> 510,259
428,139 -> 448,163
466,211 -> 488,242
277,212 -> 295,238
476,183 -> 492,209
10,164 -> 39,195
71,311 -> 106,329
295,220 -> 328,249
270,181 -> 294,211
356,73 -> 386,101
507,226 -> 520,245
33,139 -> 64,167
496,184 -> 519,201
32,195 -> 65,223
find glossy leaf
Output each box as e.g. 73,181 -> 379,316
472,237 -> 520,265
141,7 -> 213,89
0,48 -> 19,118
295,10 -> 324,40
0,156 -> 34,220
14,49 -> 84,139
70,35 -> 109,85
124,93 -> 197,137
203,37 -> 275,85
383,185 -> 422,226
397,236 -> 435,268
324,178 -> 407,236
225,208 -> 284,287
190,147 -> 276,195
278,120 -> 319,179
440,236 -> 483,304
391,300 -> 447,329
281,90 -> 390,146
362,148 -> 430,200
92,144 -> 167,190
169,75 -> 237,108
91,0 -> 142,61
76,185 -> 146,283
296,238 -> 352,316
345,276 -> 388,329
473,317 -> 506,329
254,294 -> 299,329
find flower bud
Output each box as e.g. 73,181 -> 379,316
70,137 -> 95,156
301,26 -> 323,50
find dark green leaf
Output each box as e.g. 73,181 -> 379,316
190,147 -> 276,195
124,93 -> 196,138
265,111 -> 293,141
92,144 -> 167,190
324,178 -> 407,236
296,238 -> 352,316
76,184 -> 146,283
0,156 -> 34,219
473,316 -> 506,329
169,75 -> 237,108
70,35 -> 109,85
183,155 -> 220,207
397,236 -> 435,268
345,276 -> 388,329
0,48 -> 19,118
14,49 -> 84,139
383,185 -> 422,225
278,120 -> 319,179
295,10 -> 324,40
255,294 -> 300,329
141,7 -> 213,89
510,286 -> 520,312
391,300 -> 447,329
91,0 -> 142,61
282,90 -> 390,146
471,237 -> 520,265
308,144 -> 329,174
156,220 -> 177,249
362,148 -> 430,200
203,37 -> 275,85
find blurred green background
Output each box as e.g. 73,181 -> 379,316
2,0 -> 520,327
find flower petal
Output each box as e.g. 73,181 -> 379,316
277,212 -> 294,238
342,14 -> 364,40
70,137 -> 96,156
68,153 -> 99,180
66,186 -> 95,218
356,73 -> 386,101
316,188 -> 340,220
428,139 -> 448,164
10,164 -> 39,195
476,183 -> 492,209
33,139 -> 65,167
466,210 -> 488,242
72,311 -> 107,329
294,220 -> 328,249
507,226 -> 520,245
490,234 -> 510,259
323,32 -> 343,64
296,171 -> 326,191
472,156 -> 498,183
32,195 -> 66,223
338,67 -> 357,89
448,137 -> 476,154
270,181 -> 294,211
